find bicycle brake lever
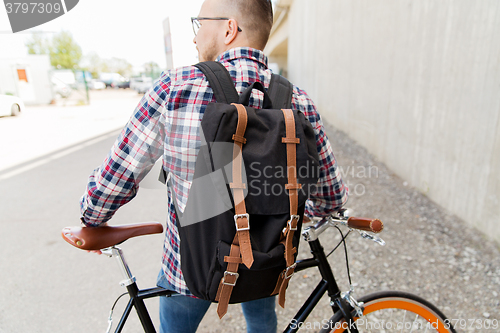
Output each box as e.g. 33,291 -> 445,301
359,230 -> 386,246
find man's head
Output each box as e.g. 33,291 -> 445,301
193,0 -> 273,62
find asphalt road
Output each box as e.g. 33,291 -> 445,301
0,90 -> 167,332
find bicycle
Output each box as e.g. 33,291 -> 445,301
62,208 -> 457,333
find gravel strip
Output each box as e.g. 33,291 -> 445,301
198,123 -> 500,332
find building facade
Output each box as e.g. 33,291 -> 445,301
0,54 -> 54,105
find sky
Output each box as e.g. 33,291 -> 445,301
0,0 -> 206,70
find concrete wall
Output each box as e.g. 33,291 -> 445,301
286,0 -> 500,242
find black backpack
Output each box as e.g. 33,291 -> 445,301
170,61 -> 320,318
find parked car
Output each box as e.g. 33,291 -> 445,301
0,94 -> 25,117
111,76 -> 130,89
100,72 -> 124,88
89,79 -> 106,90
131,77 -> 153,94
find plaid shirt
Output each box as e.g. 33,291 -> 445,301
80,47 -> 348,295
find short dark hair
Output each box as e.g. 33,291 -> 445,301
233,0 -> 274,49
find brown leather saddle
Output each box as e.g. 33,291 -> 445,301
61,222 -> 163,250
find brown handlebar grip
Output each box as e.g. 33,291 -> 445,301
347,217 -> 384,233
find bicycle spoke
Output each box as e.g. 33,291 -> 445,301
400,309 -> 406,333
410,313 -> 419,333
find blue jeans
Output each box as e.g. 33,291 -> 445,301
157,270 -> 277,333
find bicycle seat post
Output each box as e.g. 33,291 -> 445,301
101,246 -> 158,332
102,246 -> 136,287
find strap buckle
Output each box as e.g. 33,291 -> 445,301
234,213 -> 250,231
288,215 -> 300,231
285,263 -> 297,279
222,271 -> 239,286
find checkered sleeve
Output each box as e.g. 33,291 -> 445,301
292,87 -> 349,217
80,80 -> 168,226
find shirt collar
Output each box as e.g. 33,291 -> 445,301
216,47 -> 269,68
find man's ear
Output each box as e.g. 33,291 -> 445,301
224,18 -> 239,45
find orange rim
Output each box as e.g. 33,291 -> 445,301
330,297 -> 450,333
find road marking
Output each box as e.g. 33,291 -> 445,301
0,129 -> 121,181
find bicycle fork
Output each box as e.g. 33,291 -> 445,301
309,239 -> 361,333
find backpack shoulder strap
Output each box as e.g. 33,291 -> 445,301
194,61 -> 239,104
268,74 -> 293,109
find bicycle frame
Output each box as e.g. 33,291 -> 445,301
283,237 -> 358,333
101,247 -> 173,333
106,228 -> 358,333
114,285 -> 173,333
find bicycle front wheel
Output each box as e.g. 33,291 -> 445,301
319,291 -> 456,333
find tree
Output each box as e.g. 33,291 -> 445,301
106,57 -> 133,77
81,52 -> 103,78
49,31 -> 82,69
81,54 -> 133,78
25,33 -> 48,55
25,31 -> 136,78
143,61 -> 162,79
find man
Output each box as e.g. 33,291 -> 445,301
80,0 -> 348,332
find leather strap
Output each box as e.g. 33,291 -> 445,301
275,108 -> 302,308
216,241 -> 241,318
281,108 -> 301,265
277,263 -> 295,307
230,103 -> 254,269
215,103 -> 255,319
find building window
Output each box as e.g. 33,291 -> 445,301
17,69 -> 28,82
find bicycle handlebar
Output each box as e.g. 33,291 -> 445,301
302,209 -> 385,243
346,217 -> 384,233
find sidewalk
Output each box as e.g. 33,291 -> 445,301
0,89 -> 142,173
